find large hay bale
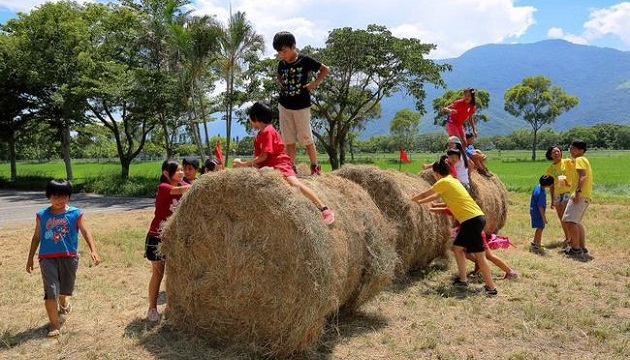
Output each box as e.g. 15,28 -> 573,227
418,169 -> 508,234
334,165 -> 452,278
468,171 -> 509,234
160,168 -> 397,357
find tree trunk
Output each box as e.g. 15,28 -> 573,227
327,146 -> 339,170
121,157 -> 131,179
61,121 -> 73,181
199,94 -> 212,156
339,139 -> 347,167
531,129 -> 538,161
8,131 -> 17,182
225,75 -> 233,166
160,113 -> 173,159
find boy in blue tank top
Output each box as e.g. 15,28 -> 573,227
25,180 -> 101,337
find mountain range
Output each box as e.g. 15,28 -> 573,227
363,39 -> 630,138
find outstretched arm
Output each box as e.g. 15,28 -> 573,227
233,152 -> 269,168
411,188 -> 440,205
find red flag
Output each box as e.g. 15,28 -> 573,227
215,138 -> 224,164
399,148 -> 411,164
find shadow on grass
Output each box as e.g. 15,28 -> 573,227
0,324 -> 49,350
122,310 -> 389,360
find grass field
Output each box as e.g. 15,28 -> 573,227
1,150 -> 629,199
1,191 -> 629,359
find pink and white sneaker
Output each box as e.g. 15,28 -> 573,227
321,208 -> 335,225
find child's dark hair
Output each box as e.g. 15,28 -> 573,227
539,174 -> 554,187
545,145 -> 561,161
446,148 -> 461,158
272,31 -> 296,51
248,102 -> 273,124
182,156 -> 199,169
432,155 -> 452,176
203,156 -> 221,173
464,87 -> 476,106
571,140 -> 587,152
46,179 -> 73,199
160,159 -> 180,183
465,132 -> 474,139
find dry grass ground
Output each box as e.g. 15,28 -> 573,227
1,192 -> 629,359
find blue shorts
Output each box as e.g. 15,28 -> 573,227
530,212 -> 545,229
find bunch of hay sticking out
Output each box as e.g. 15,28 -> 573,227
334,165 -> 452,278
418,169 -> 509,234
160,168 -> 397,357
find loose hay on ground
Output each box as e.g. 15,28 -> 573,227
160,168 -> 397,357
334,165 -> 452,278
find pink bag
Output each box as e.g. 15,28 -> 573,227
485,233 -> 514,250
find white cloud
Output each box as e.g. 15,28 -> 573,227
546,27 -> 588,45
583,2 -> 630,45
192,0 -> 537,59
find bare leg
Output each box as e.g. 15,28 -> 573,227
45,299 -> 60,331
452,245 -> 468,282
485,249 -> 511,273
578,224 -> 586,249
564,221 -> 580,248
533,228 -> 543,245
148,261 -> 165,310
472,252 -> 496,290
286,143 -> 297,162
285,176 -> 325,209
304,143 -> 318,165
555,202 -> 570,242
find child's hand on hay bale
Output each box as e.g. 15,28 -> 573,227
232,158 -> 247,168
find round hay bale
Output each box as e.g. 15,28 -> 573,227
295,162 -> 311,177
418,168 -> 508,234
334,165 -> 452,278
160,168 -> 396,357
468,171 -> 508,234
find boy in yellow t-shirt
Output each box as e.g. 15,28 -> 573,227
562,140 -> 593,257
411,155 -> 497,296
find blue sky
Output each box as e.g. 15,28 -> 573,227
2,0 -> 628,138
2,0 -> 628,58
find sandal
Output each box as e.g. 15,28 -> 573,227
47,329 -> 61,337
59,302 -> 72,315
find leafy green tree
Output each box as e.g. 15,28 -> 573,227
0,33 -> 34,180
305,25 -> 449,169
5,1 -> 91,180
390,108 -> 421,151
431,88 -> 490,131
504,75 -> 579,160
216,11 -> 264,165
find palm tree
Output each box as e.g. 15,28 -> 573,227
216,11 -> 264,165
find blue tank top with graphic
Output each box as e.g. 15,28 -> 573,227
37,206 -> 82,259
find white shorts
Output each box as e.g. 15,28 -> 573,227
278,104 -> 314,146
553,192 -> 570,206
562,197 -> 590,224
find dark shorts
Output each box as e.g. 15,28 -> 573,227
530,212 -> 545,229
40,256 -> 79,300
145,234 -> 165,261
453,215 -> 486,253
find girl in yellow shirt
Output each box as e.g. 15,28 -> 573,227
412,156 -> 497,296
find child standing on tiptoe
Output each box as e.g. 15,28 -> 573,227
26,180 -> 101,337
273,31 -> 329,175
530,175 -> 555,253
233,102 -> 335,225
412,156 -> 498,296
145,160 -> 190,322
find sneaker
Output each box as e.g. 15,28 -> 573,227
582,247 -> 589,254
146,308 -> 160,322
564,247 -> 584,257
452,277 -> 468,287
310,163 -> 321,176
484,286 -> 498,296
321,208 -> 335,225
503,269 -> 518,280
47,328 -> 61,337
530,242 -> 544,254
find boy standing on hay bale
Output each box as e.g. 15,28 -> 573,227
26,180 -> 101,337
273,31 -> 329,176
411,156 -> 498,296
233,102 -> 335,225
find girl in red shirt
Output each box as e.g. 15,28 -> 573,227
145,160 -> 190,322
443,88 -> 477,146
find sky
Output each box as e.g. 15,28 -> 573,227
1,0 -> 629,59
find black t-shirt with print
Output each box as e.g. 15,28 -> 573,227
277,55 -> 322,110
